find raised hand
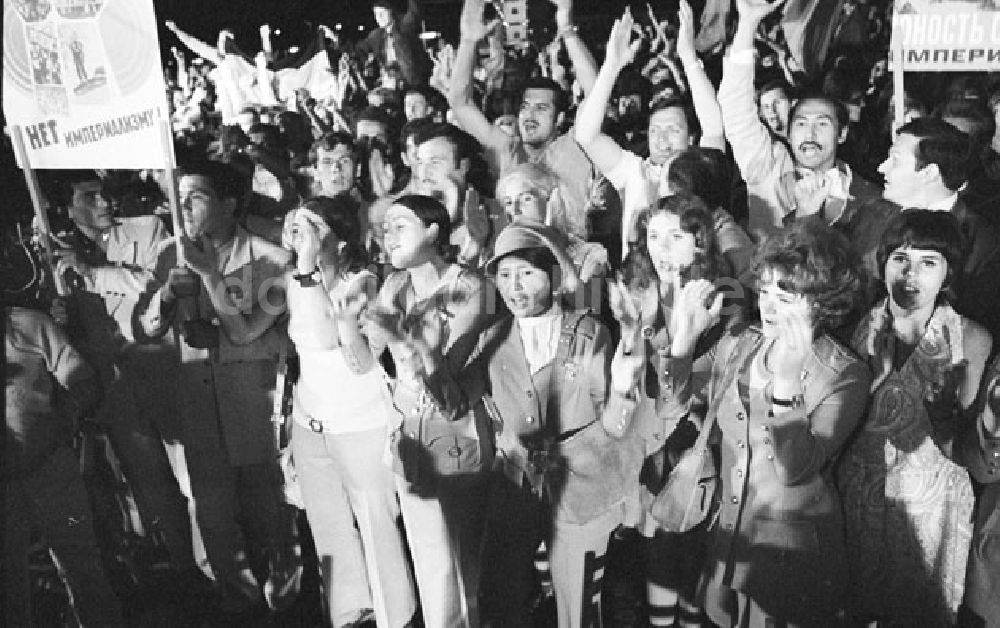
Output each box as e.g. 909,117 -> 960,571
791,170 -> 832,218
605,8 -> 642,72
676,0 -> 697,62
609,276 -> 656,354
368,148 -> 395,199
669,276 -> 723,358
610,338 -> 646,394
459,0 -> 500,43
735,0 -> 785,25
330,279 -> 370,322
768,306 -> 813,383
180,235 -> 219,278
288,207 -> 331,273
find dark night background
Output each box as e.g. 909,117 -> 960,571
152,0 -> 639,56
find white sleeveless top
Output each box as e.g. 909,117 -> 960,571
288,270 -> 388,434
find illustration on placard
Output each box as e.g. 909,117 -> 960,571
12,0 -> 51,22
54,0 -> 103,19
59,21 -> 109,101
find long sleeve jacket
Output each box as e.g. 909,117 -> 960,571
658,323 -> 872,621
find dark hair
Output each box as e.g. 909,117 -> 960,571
937,99 -> 996,155
876,209 -> 966,303
178,158 -> 251,204
354,106 -> 392,134
412,122 -> 480,166
46,169 -> 102,209
298,195 -> 368,271
752,221 -> 863,331
518,77 -> 569,115
399,118 -> 434,151
486,89 -> 520,122
403,85 -> 442,111
667,148 -> 731,212
788,92 -> 850,133
494,246 -> 560,284
623,193 -> 727,292
896,117 -> 972,191
756,79 -> 791,105
310,131 -> 357,166
392,194 -> 453,258
247,122 -> 284,151
649,98 -> 701,141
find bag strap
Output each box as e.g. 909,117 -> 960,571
272,336 -> 290,449
689,331 -> 759,452
555,309 -> 589,365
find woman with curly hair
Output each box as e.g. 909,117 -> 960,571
837,210 -> 992,626
656,220 -> 871,626
610,192 -> 743,627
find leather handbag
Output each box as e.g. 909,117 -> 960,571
648,410 -> 718,533
648,332 -> 756,533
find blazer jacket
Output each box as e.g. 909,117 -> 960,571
659,323 -> 872,623
960,361 -> 1000,626
425,310 -> 642,524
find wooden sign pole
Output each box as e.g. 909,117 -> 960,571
157,120 -> 186,266
10,125 -> 69,296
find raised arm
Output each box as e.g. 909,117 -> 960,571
676,0 -> 724,150
400,0 -> 423,31
448,0 -> 507,150
549,0 -> 597,95
165,20 -> 223,65
573,10 -> 639,176
717,0 -> 789,186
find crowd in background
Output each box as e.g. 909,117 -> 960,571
4,0 -> 1000,626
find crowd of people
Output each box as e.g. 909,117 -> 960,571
5,0 -> 1000,626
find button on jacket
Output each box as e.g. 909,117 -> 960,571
659,323 -> 872,623
425,311 -> 642,525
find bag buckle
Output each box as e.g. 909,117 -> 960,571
308,418 -> 324,433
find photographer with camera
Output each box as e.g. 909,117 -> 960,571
138,159 -> 300,614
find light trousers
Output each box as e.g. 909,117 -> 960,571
292,422 -> 417,627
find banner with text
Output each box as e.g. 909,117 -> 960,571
3,0 -> 173,168
890,1 -> 1000,71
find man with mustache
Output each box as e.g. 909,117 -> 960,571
449,0 -> 599,240
718,0 -> 879,238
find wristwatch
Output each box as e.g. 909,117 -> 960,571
293,267 -> 321,287
771,393 -> 805,409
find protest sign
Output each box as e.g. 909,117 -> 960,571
890,0 -> 1000,71
3,0 -> 173,168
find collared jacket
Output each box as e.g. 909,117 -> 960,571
424,310 -> 642,525
65,216 -> 176,429
138,225 -> 291,465
658,323 -> 872,623
960,358 -> 1000,627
